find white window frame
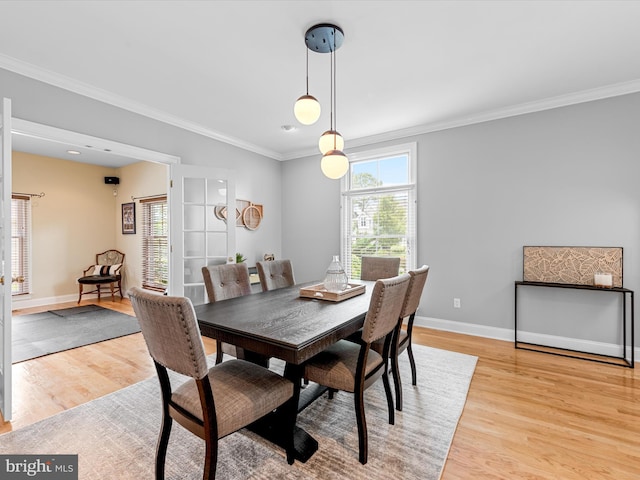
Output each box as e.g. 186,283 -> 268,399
340,142 -> 417,278
11,195 -> 31,296
141,196 -> 169,292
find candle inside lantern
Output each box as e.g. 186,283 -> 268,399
594,272 -> 613,288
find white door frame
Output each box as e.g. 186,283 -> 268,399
1,98 -> 13,420
2,114 -> 181,421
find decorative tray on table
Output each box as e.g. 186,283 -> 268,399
299,283 -> 366,302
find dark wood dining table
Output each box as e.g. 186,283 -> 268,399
193,280 -> 375,462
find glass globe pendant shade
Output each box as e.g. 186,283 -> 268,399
318,130 -> 344,154
321,149 -> 349,179
294,95 -> 321,125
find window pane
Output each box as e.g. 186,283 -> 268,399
11,196 -> 31,296
350,154 -> 408,188
342,145 -> 415,280
142,198 -> 168,291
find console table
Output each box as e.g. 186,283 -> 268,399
514,281 -> 634,368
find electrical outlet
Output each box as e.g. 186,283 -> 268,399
453,298 -> 461,308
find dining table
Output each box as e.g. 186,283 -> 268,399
193,280 -> 375,462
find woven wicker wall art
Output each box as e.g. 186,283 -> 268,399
523,246 -> 623,287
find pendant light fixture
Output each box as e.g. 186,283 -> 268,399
294,44 -> 321,125
320,37 -> 348,179
295,23 -> 349,179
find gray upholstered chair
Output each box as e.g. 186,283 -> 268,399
77,249 -> 125,304
373,265 -> 429,411
303,273 -> 410,464
128,287 -> 297,479
256,259 -> 295,292
201,263 -> 252,364
360,256 -> 400,281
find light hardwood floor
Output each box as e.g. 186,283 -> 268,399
3,299 -> 640,479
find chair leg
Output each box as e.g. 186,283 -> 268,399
155,411 -> 173,480
109,282 -> 115,302
96,284 -> 101,301
77,284 -> 83,304
391,351 -> 403,411
117,279 -> 124,298
354,388 -> 368,465
382,365 -> 395,425
202,435 -> 218,480
407,342 -> 417,386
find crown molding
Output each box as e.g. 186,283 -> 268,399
3,53 -> 639,163
282,78 -> 640,161
0,54 -> 284,161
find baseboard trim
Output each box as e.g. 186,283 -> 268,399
415,315 -> 639,361
13,294 -> 86,310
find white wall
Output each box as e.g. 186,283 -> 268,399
283,93 -> 640,349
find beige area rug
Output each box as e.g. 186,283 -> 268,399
0,345 -> 477,479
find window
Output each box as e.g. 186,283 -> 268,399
11,195 -> 31,296
341,143 -> 416,279
141,196 -> 168,291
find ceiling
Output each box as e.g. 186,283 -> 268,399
2,1 -> 640,167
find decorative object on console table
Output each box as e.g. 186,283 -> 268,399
121,202 -> 136,234
594,272 -> 613,288
523,246 -> 623,287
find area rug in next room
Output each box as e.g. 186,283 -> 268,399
0,344 -> 477,479
12,304 -> 140,363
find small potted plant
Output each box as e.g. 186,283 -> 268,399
235,253 -> 246,264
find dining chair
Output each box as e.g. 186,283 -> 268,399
256,259 -> 295,291
128,287 -> 297,480
360,256 -> 400,281
303,273 -> 411,464
373,265 -> 429,411
202,263 -> 252,364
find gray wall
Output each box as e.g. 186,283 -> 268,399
283,93 -> 640,349
0,68 -> 283,283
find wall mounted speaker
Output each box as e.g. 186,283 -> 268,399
104,176 -> 120,185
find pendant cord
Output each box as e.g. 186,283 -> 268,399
333,35 -> 337,146
305,46 -> 310,95
330,48 -> 334,134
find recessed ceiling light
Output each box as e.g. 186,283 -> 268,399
67,150 -> 81,155
281,125 -> 297,132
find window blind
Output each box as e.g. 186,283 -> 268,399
11,195 -> 31,295
141,196 -> 168,291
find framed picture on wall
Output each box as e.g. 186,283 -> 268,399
122,202 -> 136,234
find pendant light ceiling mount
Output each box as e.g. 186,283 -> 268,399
293,23 -> 348,179
304,23 -> 344,53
